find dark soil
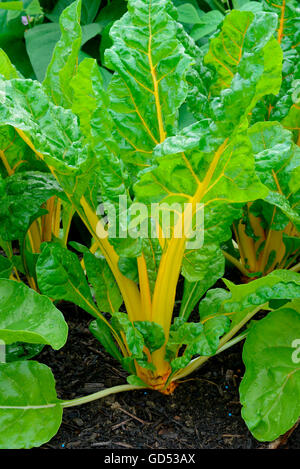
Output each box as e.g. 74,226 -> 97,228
38,303 -> 300,450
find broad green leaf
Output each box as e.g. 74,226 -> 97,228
81,0 -> 101,24
0,7 -> 25,42
104,0 -> 192,175
0,279 -> 68,349
222,269 -> 300,328
81,22 -> 102,44
240,304 -> 300,441
0,171 -> 63,241
89,319 -> 123,362
204,10 -> 282,96
134,321 -> 165,353
0,49 -> 21,79
0,39 -> 34,79
43,0 -> 82,107
190,10 -> 224,41
0,361 -> 62,449
179,217 -> 229,319
70,58 -> 107,138
177,3 -> 202,24
36,242 -> 98,317
84,251 -> 122,314
25,23 -> 61,82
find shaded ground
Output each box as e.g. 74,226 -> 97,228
38,303 -> 300,450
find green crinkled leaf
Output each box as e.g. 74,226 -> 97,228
168,317 -> 203,344
222,269 -> 300,328
36,242 -> 97,317
167,289 -> 232,371
251,1 -> 299,135
134,321 -> 165,353
167,317 -> 206,371
175,271 -> 300,371
0,361 -> 62,449
0,77 -> 91,202
261,0 -> 300,52
204,10 -> 282,97
240,303 -> 300,441
84,251 -> 122,314
0,279 -> 68,349
197,288 -> 232,356
179,244 -> 228,320
248,121 -> 300,230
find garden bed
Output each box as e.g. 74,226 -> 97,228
39,303 -> 300,450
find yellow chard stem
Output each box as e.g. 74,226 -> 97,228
137,254 -> 152,322
79,196 -> 141,322
53,198 -> 62,238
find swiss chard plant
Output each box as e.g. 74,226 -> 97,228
0,0 -> 300,449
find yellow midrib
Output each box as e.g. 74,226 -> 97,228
148,1 -> 166,143
277,0 -> 286,45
